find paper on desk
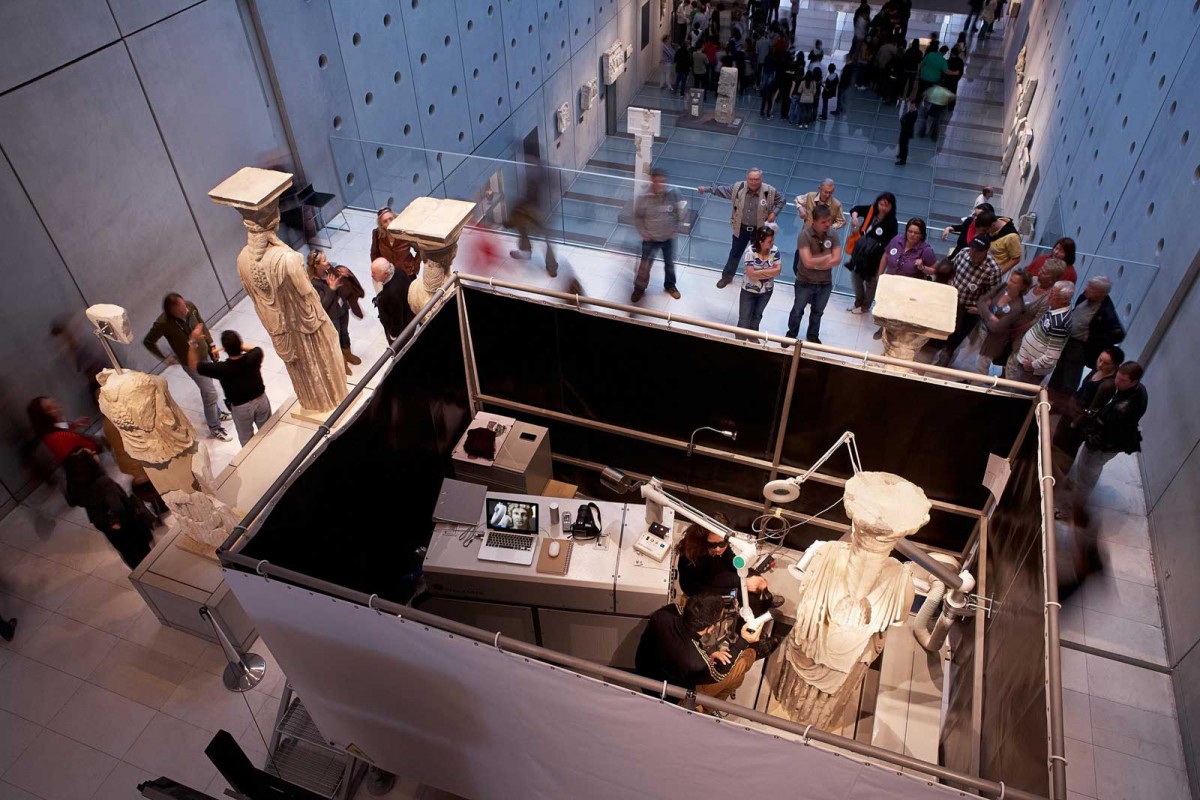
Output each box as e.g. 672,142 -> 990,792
982,453 -> 1011,501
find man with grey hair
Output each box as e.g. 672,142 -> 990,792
371,257 -> 414,343
1047,275 -> 1126,395
1007,280 -> 1075,385
794,178 -> 846,229
698,168 -> 785,288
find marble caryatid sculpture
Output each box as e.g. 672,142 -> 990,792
771,471 -> 930,729
387,197 -> 476,314
162,489 -> 242,559
209,168 -> 347,414
97,369 -> 211,495
871,275 -> 957,366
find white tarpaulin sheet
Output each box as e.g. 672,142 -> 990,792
226,571 -> 972,800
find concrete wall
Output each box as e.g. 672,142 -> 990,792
1000,1 -> 1200,792
0,0 -> 293,498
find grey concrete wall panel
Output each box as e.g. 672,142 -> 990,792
1153,444 -> 1200,665
126,0 -> 294,300
568,0 -> 595,55
456,0 -> 513,145
0,44 -> 223,373
1139,270 -> 1200,508
596,0 -> 618,30
498,0 -> 542,110
0,155 -> 93,494
1174,623 -> 1200,798
614,1 -> 639,117
537,0 -> 571,79
541,48 -> 578,171
328,0 -> 431,211
398,0 -> 476,154
0,0 -> 119,93
569,35 -> 601,171
106,0 -> 198,35
254,0 -> 370,210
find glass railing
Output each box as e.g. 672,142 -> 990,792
330,136 -> 1161,329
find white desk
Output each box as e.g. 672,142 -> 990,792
421,492 -> 672,667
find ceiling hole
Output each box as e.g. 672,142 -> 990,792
1141,31 -> 1148,43
511,38 -> 517,47
467,19 -> 474,30
1108,73 -> 1114,84
375,147 -> 385,159
1088,126 -> 1094,137
546,53 -> 552,61
444,35 -> 452,46
473,68 -> 480,78
1134,11 -> 1140,22
1072,200 -> 1078,210
1069,177 -> 1075,187
332,115 -> 343,130
1129,142 -> 1135,154
1124,303 -> 1132,315
383,13 -> 392,27
1156,239 -> 1165,255
560,40 -> 566,49
478,113 -> 484,123
492,52 -> 498,62
346,172 -> 355,185
394,71 -> 402,84
531,66 -> 537,75
1195,164 -> 1200,182
587,17 -> 591,23
428,104 -> 435,115
352,32 -> 362,46
1170,101 -> 1178,115
1150,51 -> 1157,64
1121,115 -> 1128,128
1110,231 -> 1117,243
1138,170 -> 1145,183
528,24 -> 534,33
412,173 -> 420,185
364,92 -> 374,105
543,12 -> 549,20
1098,174 -> 1104,185
387,195 -> 395,207
1093,149 -> 1098,160
1183,131 -> 1191,145
411,0 -> 418,7
1159,75 -> 1166,89
451,85 -> 458,96
487,5 -> 493,15
1116,93 -> 1122,104
1117,264 -> 1124,278
574,28 -> 579,36
1147,202 -> 1155,216
515,81 -> 521,90
318,54 -> 328,69
1076,226 -> 1082,236
496,96 -> 502,106
403,124 -> 411,135
1102,201 -> 1109,213
420,53 -> 427,64
458,131 -> 465,141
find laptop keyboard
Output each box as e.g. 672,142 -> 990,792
486,532 -> 534,551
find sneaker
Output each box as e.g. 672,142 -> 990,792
666,288 -> 681,299
218,410 -> 232,422
806,336 -> 822,345
895,160 -> 907,166
849,306 -> 864,315
509,249 -> 532,261
209,427 -> 233,442
716,277 -> 732,289
630,288 -> 645,303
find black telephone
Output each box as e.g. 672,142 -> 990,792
570,502 -> 603,540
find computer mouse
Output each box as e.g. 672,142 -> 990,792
548,540 -> 561,558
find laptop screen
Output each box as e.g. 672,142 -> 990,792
485,498 -> 539,534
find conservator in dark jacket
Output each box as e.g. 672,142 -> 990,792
635,596 -> 755,690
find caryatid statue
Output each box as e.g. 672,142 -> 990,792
386,197 -> 477,314
209,168 -> 347,414
771,471 -> 930,729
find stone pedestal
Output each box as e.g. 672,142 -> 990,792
626,107 -> 662,189
388,197 -> 476,314
715,66 -> 739,124
871,275 -> 958,368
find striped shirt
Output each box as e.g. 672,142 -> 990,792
1017,305 -> 1073,375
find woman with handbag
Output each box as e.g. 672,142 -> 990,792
63,449 -> 155,569
845,192 -> 898,314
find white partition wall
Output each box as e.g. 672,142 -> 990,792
225,570 -> 972,800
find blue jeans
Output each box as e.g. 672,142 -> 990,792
183,365 -> 221,431
722,226 -> 757,279
787,280 -> 833,340
737,289 -> 773,332
230,393 -> 272,447
636,239 -> 677,290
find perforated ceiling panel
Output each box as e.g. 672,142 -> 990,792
456,0 -> 513,145
400,0 -> 475,154
498,0 -> 542,111
329,0 -> 432,212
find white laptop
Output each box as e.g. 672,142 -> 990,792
477,497 -> 540,566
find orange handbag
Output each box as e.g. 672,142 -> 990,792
845,205 -> 874,255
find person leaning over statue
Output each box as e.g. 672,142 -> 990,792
143,293 -> 233,441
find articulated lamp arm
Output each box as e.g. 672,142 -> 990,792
763,431 -> 862,504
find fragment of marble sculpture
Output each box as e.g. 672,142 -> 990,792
209,168 -> 347,413
96,369 -> 211,494
408,241 -> 455,314
163,490 -> 242,559
770,471 -> 930,729
386,197 -> 476,315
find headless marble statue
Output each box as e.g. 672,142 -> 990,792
771,471 -> 930,729
96,369 -> 211,495
237,206 -> 347,413
162,490 -> 242,560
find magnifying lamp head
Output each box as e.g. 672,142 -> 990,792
763,478 -> 801,504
